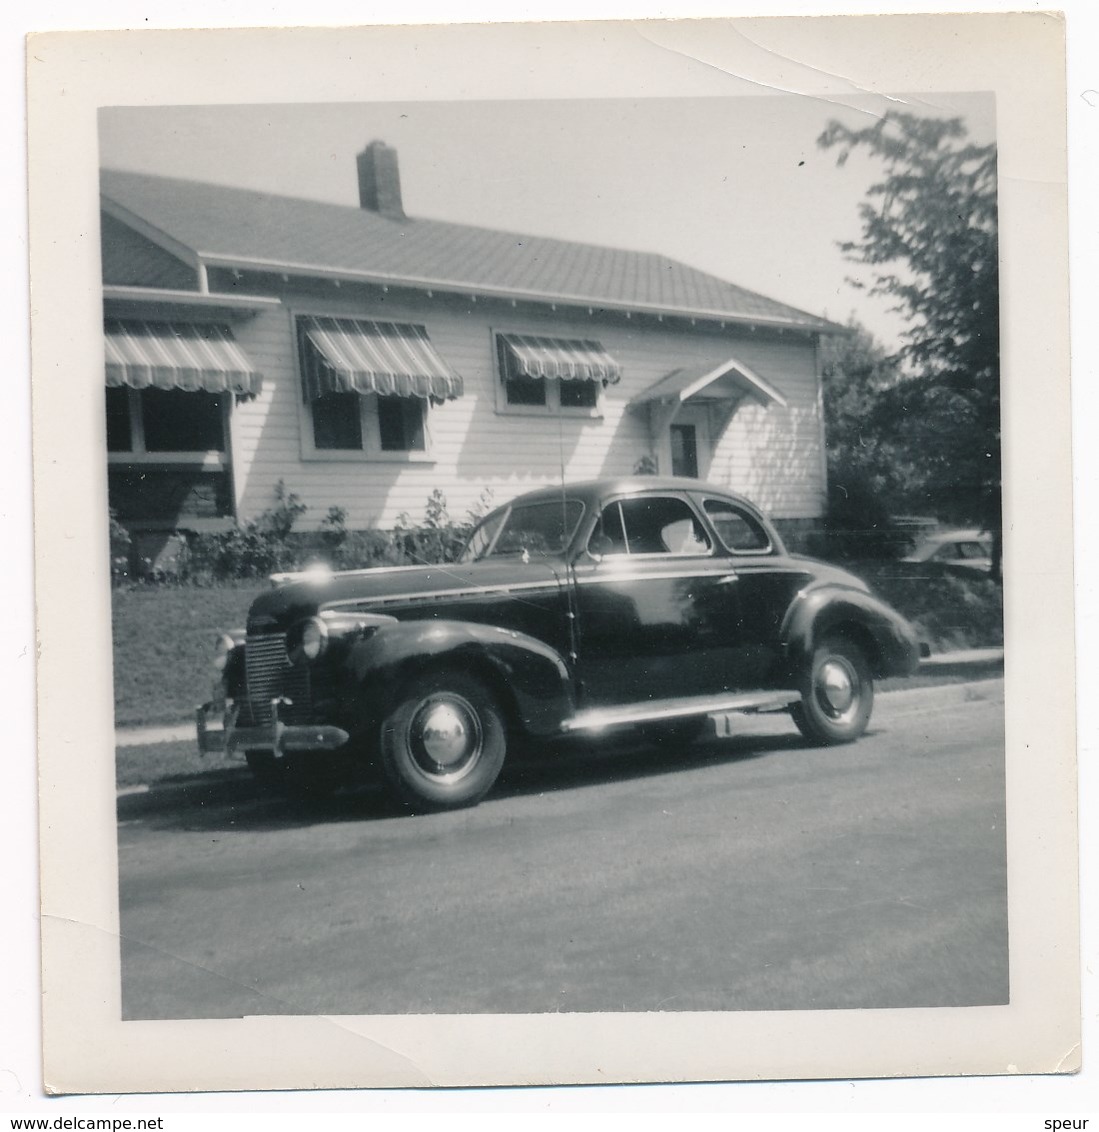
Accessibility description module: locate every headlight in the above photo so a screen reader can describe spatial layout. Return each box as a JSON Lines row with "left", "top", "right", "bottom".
{"left": 212, "top": 633, "right": 236, "bottom": 672}
{"left": 290, "top": 616, "right": 328, "bottom": 663}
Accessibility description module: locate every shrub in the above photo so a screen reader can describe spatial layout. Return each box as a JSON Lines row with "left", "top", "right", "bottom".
{"left": 113, "top": 484, "right": 497, "bottom": 584}
{"left": 854, "top": 560, "right": 1003, "bottom": 650}
{"left": 393, "top": 488, "right": 495, "bottom": 565}
{"left": 109, "top": 509, "right": 133, "bottom": 584}
{"left": 319, "top": 505, "right": 349, "bottom": 550}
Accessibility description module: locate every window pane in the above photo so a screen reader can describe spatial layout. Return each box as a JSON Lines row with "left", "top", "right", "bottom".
{"left": 141, "top": 389, "right": 225, "bottom": 452}
{"left": 484, "top": 500, "right": 584, "bottom": 558}
{"left": 313, "top": 392, "right": 363, "bottom": 450}
{"left": 505, "top": 374, "right": 547, "bottom": 406}
{"left": 378, "top": 396, "right": 426, "bottom": 452}
{"left": 105, "top": 387, "right": 133, "bottom": 452}
{"left": 618, "top": 496, "right": 710, "bottom": 555}
{"left": 591, "top": 501, "right": 628, "bottom": 555}
{"left": 559, "top": 379, "right": 597, "bottom": 408}
{"left": 703, "top": 499, "right": 771, "bottom": 553}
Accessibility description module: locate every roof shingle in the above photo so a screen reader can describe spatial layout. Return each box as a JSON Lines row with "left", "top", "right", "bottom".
{"left": 101, "top": 168, "right": 836, "bottom": 332}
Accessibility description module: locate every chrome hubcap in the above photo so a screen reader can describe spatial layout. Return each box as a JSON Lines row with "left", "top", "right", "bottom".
{"left": 817, "top": 658, "right": 857, "bottom": 718}
{"left": 408, "top": 694, "right": 482, "bottom": 782}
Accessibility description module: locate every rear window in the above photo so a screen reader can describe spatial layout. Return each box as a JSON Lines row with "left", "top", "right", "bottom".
{"left": 703, "top": 498, "right": 772, "bottom": 553}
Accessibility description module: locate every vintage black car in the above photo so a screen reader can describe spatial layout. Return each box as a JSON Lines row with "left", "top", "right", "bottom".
{"left": 197, "top": 477, "right": 922, "bottom": 810}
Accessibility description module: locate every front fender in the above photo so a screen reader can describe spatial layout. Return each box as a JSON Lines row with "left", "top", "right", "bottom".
{"left": 782, "top": 584, "right": 921, "bottom": 679}
{"left": 346, "top": 619, "right": 575, "bottom": 737}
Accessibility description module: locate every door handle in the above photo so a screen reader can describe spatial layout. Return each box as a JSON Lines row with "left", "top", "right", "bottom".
{"left": 715, "top": 573, "right": 739, "bottom": 585}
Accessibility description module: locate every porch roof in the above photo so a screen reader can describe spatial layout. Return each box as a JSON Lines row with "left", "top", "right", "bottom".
{"left": 629, "top": 357, "right": 788, "bottom": 410}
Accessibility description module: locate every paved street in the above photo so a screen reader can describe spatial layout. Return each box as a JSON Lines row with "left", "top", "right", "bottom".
{"left": 117, "top": 681, "right": 1007, "bottom": 1020}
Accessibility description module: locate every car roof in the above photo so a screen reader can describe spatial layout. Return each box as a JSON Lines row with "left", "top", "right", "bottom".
{"left": 921, "top": 528, "right": 990, "bottom": 544}
{"left": 500, "top": 477, "right": 760, "bottom": 511}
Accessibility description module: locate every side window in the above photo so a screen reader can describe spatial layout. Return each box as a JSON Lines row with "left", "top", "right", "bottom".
{"left": 597, "top": 496, "right": 711, "bottom": 556}
{"left": 589, "top": 501, "right": 628, "bottom": 556}
{"left": 703, "top": 498, "right": 771, "bottom": 554}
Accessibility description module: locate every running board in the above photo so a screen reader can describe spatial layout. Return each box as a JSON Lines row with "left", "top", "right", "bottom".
{"left": 562, "top": 690, "right": 801, "bottom": 734}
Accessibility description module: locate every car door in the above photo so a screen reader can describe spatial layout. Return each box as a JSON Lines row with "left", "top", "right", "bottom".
{"left": 696, "top": 494, "right": 812, "bottom": 685}
{"left": 569, "top": 492, "right": 745, "bottom": 707}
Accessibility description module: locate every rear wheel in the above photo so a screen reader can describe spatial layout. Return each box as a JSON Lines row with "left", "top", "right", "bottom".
{"left": 379, "top": 670, "right": 507, "bottom": 811}
{"left": 791, "top": 636, "right": 874, "bottom": 745}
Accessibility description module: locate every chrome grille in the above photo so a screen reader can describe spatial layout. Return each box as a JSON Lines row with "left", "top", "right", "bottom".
{"left": 244, "top": 633, "right": 311, "bottom": 725}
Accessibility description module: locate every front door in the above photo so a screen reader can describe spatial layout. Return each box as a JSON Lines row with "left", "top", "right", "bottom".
{"left": 670, "top": 423, "right": 698, "bottom": 478}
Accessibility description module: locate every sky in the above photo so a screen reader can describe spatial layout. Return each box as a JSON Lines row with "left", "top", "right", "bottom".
{"left": 99, "top": 92, "right": 995, "bottom": 349}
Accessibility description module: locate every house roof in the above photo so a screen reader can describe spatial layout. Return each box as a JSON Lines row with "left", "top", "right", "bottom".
{"left": 101, "top": 168, "right": 840, "bottom": 334}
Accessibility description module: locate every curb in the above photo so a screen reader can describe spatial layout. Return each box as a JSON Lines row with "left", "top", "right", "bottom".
{"left": 115, "top": 650, "right": 1005, "bottom": 749}
{"left": 116, "top": 674, "right": 1005, "bottom": 805}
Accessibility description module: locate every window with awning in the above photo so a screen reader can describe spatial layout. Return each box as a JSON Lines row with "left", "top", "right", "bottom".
{"left": 103, "top": 320, "right": 248, "bottom": 527}
{"left": 297, "top": 316, "right": 464, "bottom": 402}
{"left": 495, "top": 332, "right": 619, "bottom": 412}
{"left": 496, "top": 332, "right": 622, "bottom": 384}
{"left": 104, "top": 319, "right": 263, "bottom": 396}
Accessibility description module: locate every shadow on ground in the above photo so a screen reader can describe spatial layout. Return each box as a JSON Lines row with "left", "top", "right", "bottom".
{"left": 117, "top": 727, "right": 809, "bottom": 833}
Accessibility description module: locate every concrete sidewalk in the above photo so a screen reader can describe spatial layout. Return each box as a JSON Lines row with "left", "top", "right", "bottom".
{"left": 114, "top": 647, "right": 1005, "bottom": 748}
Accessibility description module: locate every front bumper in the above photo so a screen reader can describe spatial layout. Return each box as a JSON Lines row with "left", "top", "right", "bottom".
{"left": 196, "top": 697, "right": 350, "bottom": 759}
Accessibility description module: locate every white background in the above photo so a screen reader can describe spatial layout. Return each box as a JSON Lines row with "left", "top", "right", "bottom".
{"left": 3, "top": 0, "right": 1095, "bottom": 1123}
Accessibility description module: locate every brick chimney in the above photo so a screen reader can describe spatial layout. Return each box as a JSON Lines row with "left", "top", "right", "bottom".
{"left": 356, "top": 140, "right": 405, "bottom": 220}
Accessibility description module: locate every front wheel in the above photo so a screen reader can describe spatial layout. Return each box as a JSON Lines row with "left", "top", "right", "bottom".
{"left": 379, "top": 670, "right": 507, "bottom": 811}
{"left": 791, "top": 636, "right": 874, "bottom": 745}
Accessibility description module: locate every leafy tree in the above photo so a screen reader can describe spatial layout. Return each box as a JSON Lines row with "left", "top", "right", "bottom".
{"left": 818, "top": 111, "right": 1001, "bottom": 577}
{"left": 819, "top": 321, "right": 910, "bottom": 556}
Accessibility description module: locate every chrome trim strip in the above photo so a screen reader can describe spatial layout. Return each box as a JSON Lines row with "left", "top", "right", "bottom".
{"left": 564, "top": 689, "right": 801, "bottom": 732}
{"left": 322, "top": 578, "right": 562, "bottom": 611}
{"left": 319, "top": 565, "right": 812, "bottom": 610}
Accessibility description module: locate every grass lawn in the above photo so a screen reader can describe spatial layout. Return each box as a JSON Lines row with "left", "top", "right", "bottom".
{"left": 111, "top": 583, "right": 265, "bottom": 727}
{"left": 116, "top": 739, "right": 237, "bottom": 788}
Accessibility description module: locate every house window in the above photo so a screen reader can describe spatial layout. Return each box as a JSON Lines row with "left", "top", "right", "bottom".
{"left": 312, "top": 392, "right": 364, "bottom": 451}
{"left": 378, "top": 395, "right": 426, "bottom": 452}
{"left": 559, "top": 379, "right": 599, "bottom": 409}
{"left": 106, "top": 386, "right": 226, "bottom": 454}
{"left": 308, "top": 390, "right": 428, "bottom": 455}
{"left": 297, "top": 315, "right": 456, "bottom": 459}
{"left": 495, "top": 333, "right": 604, "bottom": 414}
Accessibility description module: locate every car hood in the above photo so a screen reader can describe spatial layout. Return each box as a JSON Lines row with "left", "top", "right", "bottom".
{"left": 246, "top": 557, "right": 565, "bottom": 635}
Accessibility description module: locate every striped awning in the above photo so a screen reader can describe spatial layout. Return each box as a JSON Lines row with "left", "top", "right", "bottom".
{"left": 498, "top": 333, "right": 621, "bottom": 384}
{"left": 104, "top": 320, "right": 263, "bottom": 395}
{"left": 299, "top": 316, "right": 464, "bottom": 401}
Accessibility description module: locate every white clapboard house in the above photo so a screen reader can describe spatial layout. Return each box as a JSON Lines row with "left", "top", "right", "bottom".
{"left": 101, "top": 140, "right": 842, "bottom": 561}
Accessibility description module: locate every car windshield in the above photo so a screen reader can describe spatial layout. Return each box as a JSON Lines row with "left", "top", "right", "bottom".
{"left": 461, "top": 499, "right": 584, "bottom": 561}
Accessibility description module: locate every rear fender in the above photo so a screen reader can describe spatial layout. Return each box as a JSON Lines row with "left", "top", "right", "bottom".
{"left": 346, "top": 619, "right": 575, "bottom": 736}
{"left": 782, "top": 585, "right": 921, "bottom": 679}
